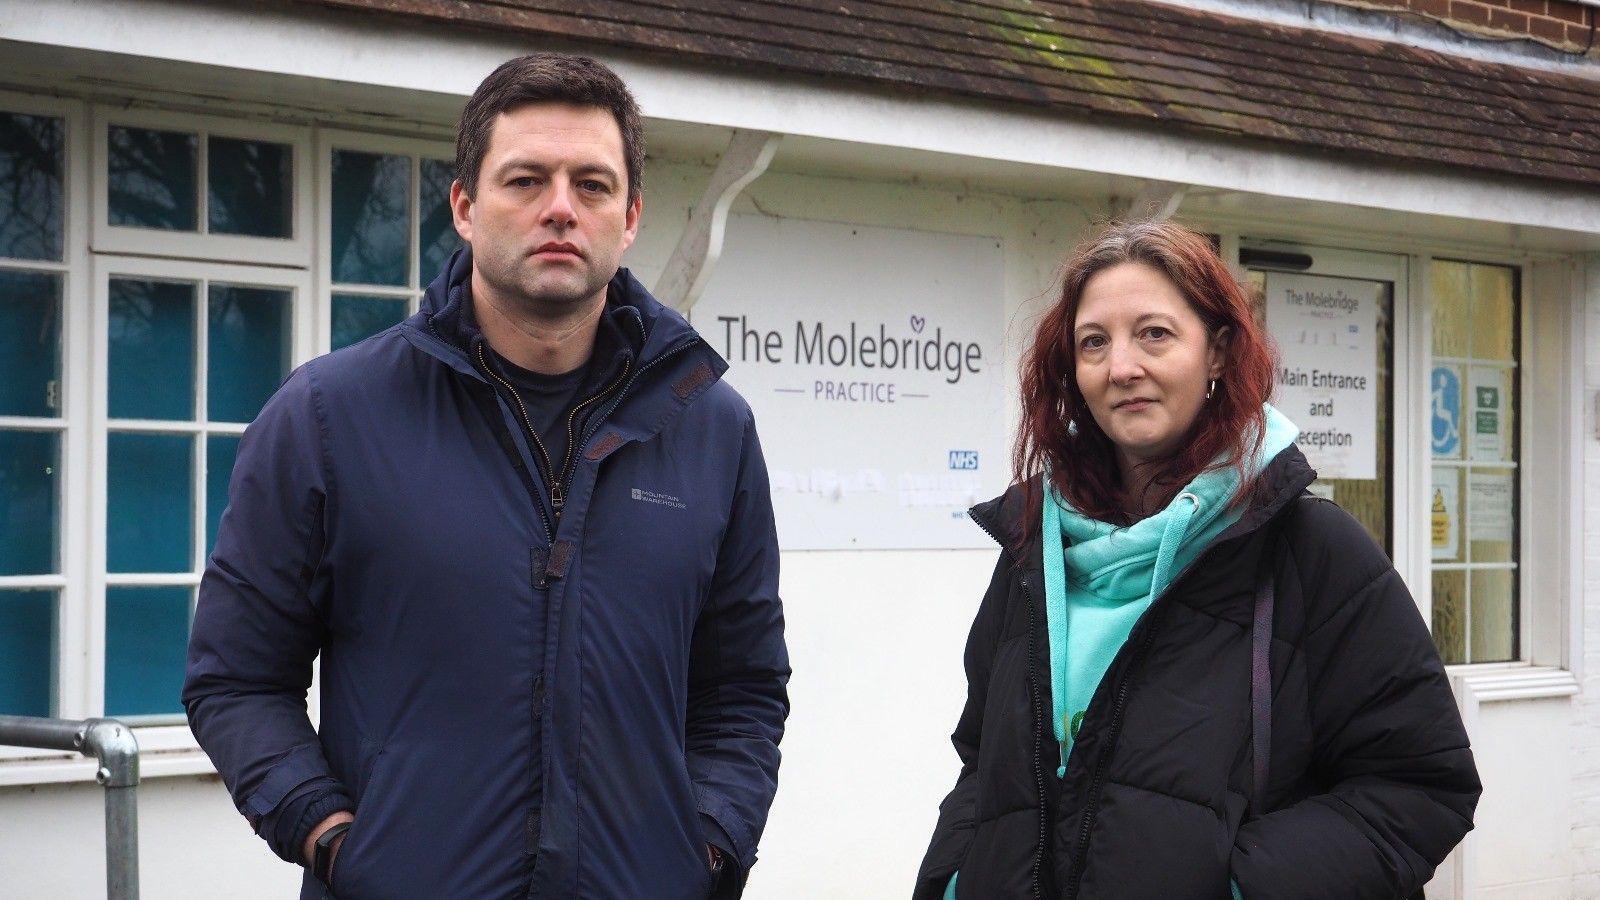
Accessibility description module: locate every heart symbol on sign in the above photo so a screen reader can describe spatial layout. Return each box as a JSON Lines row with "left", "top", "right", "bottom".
{"left": 910, "top": 315, "right": 926, "bottom": 334}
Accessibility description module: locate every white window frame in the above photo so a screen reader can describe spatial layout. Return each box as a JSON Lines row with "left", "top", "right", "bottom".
{"left": 90, "top": 106, "right": 313, "bottom": 267}
{"left": 315, "top": 128, "right": 456, "bottom": 355}
{"left": 89, "top": 252, "right": 316, "bottom": 719}
{"left": 1224, "top": 227, "right": 1581, "bottom": 702}
{"left": 0, "top": 91, "right": 92, "bottom": 753}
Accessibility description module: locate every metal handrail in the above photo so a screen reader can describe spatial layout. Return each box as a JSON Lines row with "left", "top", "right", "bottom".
{"left": 0, "top": 715, "right": 140, "bottom": 899}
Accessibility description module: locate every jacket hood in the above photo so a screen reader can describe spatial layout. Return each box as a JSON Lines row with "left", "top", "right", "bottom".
{"left": 409, "top": 246, "right": 721, "bottom": 377}
{"left": 971, "top": 437, "right": 1319, "bottom": 566}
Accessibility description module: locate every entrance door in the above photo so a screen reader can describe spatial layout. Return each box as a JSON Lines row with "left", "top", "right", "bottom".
{"left": 1238, "top": 243, "right": 1412, "bottom": 576}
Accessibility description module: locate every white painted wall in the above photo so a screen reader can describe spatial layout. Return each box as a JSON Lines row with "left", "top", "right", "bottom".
{"left": 1571, "top": 254, "right": 1600, "bottom": 898}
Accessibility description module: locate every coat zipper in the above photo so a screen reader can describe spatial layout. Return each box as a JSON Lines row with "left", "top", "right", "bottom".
{"left": 1063, "top": 554, "right": 1214, "bottom": 899}
{"left": 572, "top": 338, "right": 703, "bottom": 457}
{"left": 968, "top": 511, "right": 1047, "bottom": 900}
{"left": 475, "top": 342, "right": 556, "bottom": 543}
{"left": 473, "top": 343, "right": 630, "bottom": 526}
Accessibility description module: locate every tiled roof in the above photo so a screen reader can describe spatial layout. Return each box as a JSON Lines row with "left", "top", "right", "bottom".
{"left": 297, "top": 0, "right": 1600, "bottom": 187}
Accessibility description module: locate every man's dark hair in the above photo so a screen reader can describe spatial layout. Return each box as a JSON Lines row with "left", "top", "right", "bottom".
{"left": 456, "top": 53, "right": 645, "bottom": 204}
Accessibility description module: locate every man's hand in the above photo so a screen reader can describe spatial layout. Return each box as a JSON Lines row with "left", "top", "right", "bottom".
{"left": 304, "top": 810, "right": 356, "bottom": 873}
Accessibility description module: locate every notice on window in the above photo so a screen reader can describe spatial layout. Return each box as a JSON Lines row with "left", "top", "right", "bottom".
{"left": 1431, "top": 471, "right": 1459, "bottom": 561}
{"left": 1468, "top": 366, "right": 1508, "bottom": 461}
{"left": 691, "top": 215, "right": 1006, "bottom": 550}
{"left": 1431, "top": 365, "right": 1462, "bottom": 460}
{"left": 1266, "top": 273, "right": 1381, "bottom": 480}
{"left": 1468, "top": 471, "right": 1513, "bottom": 543}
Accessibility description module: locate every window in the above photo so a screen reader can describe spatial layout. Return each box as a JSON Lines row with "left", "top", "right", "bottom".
{"left": 0, "top": 106, "right": 67, "bottom": 717}
{"left": 320, "top": 132, "right": 460, "bottom": 351}
{"left": 93, "top": 109, "right": 311, "bottom": 266}
{"left": 1428, "top": 260, "right": 1520, "bottom": 665}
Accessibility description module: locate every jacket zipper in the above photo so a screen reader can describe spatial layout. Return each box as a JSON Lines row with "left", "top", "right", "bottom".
{"left": 968, "top": 512, "right": 1047, "bottom": 900}
{"left": 1064, "top": 556, "right": 1212, "bottom": 899}
{"left": 571, "top": 338, "right": 703, "bottom": 457}
{"left": 475, "top": 342, "right": 556, "bottom": 543}
{"left": 549, "top": 358, "right": 631, "bottom": 517}
{"left": 473, "top": 343, "right": 630, "bottom": 526}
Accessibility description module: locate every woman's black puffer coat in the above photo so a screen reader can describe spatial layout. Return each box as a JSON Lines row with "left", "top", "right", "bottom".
{"left": 915, "top": 446, "right": 1480, "bottom": 900}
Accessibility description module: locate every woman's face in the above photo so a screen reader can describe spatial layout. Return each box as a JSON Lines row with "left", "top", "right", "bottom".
{"left": 1072, "top": 261, "right": 1226, "bottom": 468}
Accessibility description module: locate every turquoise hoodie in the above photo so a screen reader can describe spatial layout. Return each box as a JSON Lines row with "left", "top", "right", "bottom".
{"left": 944, "top": 405, "right": 1298, "bottom": 900}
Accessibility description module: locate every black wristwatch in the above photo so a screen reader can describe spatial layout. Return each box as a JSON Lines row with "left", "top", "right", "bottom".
{"left": 313, "top": 820, "right": 352, "bottom": 886}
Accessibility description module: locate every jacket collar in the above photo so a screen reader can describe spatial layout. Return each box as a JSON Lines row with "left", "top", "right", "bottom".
{"left": 402, "top": 246, "right": 724, "bottom": 383}
{"left": 970, "top": 443, "right": 1318, "bottom": 568}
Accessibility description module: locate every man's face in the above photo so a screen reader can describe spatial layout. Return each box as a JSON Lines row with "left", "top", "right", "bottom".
{"left": 452, "top": 102, "right": 640, "bottom": 314}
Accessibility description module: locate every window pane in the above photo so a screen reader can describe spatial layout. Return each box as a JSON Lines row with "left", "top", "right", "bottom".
{"left": 108, "top": 126, "right": 198, "bottom": 231}
{"left": 208, "top": 137, "right": 293, "bottom": 238}
{"left": 1431, "top": 570, "right": 1466, "bottom": 665}
{"left": 109, "top": 278, "right": 196, "bottom": 421}
{"left": 0, "top": 112, "right": 64, "bottom": 261}
{"left": 0, "top": 430, "right": 59, "bottom": 576}
{"left": 1469, "top": 265, "right": 1516, "bottom": 361}
{"left": 1467, "top": 468, "right": 1515, "bottom": 564}
{"left": 331, "top": 293, "right": 408, "bottom": 350}
{"left": 206, "top": 434, "right": 240, "bottom": 556}
{"left": 1429, "top": 468, "right": 1462, "bottom": 565}
{"left": 107, "top": 432, "right": 192, "bottom": 573}
{"left": 1469, "top": 569, "right": 1516, "bottom": 663}
{"left": 418, "top": 158, "right": 461, "bottom": 285}
{"left": 105, "top": 586, "right": 189, "bottom": 717}
{"left": 1430, "top": 262, "right": 1470, "bottom": 358}
{"left": 0, "top": 270, "right": 62, "bottom": 417}
{"left": 0, "top": 590, "right": 55, "bottom": 716}
{"left": 208, "top": 284, "right": 290, "bottom": 423}
{"left": 1468, "top": 365, "right": 1514, "bottom": 464}
{"left": 331, "top": 150, "right": 409, "bottom": 286}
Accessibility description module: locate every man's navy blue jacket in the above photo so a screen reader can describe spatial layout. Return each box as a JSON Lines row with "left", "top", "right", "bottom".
{"left": 183, "top": 249, "right": 790, "bottom": 899}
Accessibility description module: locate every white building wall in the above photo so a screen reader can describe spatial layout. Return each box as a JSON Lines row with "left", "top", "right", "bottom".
{"left": 1573, "top": 254, "right": 1600, "bottom": 898}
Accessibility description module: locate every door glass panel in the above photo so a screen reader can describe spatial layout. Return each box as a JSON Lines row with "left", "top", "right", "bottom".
{"left": 1254, "top": 267, "right": 1393, "bottom": 552}
{"left": 104, "top": 586, "right": 190, "bottom": 717}
{"left": 0, "top": 111, "right": 64, "bottom": 261}
{"left": 208, "top": 136, "right": 293, "bottom": 238}
{"left": 0, "top": 270, "right": 62, "bottom": 418}
{"left": 0, "top": 429, "right": 59, "bottom": 576}
{"left": 1469, "top": 569, "right": 1515, "bottom": 663}
{"left": 1431, "top": 569, "right": 1466, "bottom": 664}
{"left": 207, "top": 284, "right": 290, "bottom": 423}
{"left": 109, "top": 278, "right": 196, "bottom": 421}
{"left": 418, "top": 158, "right": 461, "bottom": 285}
{"left": 331, "top": 293, "right": 408, "bottom": 350}
{"left": 107, "top": 432, "right": 193, "bottom": 573}
{"left": 1429, "top": 259, "right": 1519, "bottom": 664}
{"left": 108, "top": 126, "right": 198, "bottom": 231}
{"left": 206, "top": 434, "right": 240, "bottom": 557}
{"left": 0, "top": 589, "right": 55, "bottom": 716}
{"left": 331, "top": 150, "right": 409, "bottom": 286}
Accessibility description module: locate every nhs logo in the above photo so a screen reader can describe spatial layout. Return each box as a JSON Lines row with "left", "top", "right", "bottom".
{"left": 948, "top": 450, "right": 980, "bottom": 471}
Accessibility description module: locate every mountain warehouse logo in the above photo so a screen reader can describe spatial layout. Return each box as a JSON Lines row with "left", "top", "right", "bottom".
{"left": 716, "top": 314, "right": 983, "bottom": 385}
{"left": 630, "top": 488, "right": 686, "bottom": 510}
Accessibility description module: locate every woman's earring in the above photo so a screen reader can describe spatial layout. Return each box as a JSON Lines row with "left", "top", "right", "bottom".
{"left": 1206, "top": 379, "right": 1217, "bottom": 400}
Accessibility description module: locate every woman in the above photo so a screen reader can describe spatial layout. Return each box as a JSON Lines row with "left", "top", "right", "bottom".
{"left": 916, "top": 221, "right": 1478, "bottom": 900}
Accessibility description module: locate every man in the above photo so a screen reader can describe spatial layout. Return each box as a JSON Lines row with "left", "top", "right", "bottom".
{"left": 184, "top": 54, "right": 789, "bottom": 899}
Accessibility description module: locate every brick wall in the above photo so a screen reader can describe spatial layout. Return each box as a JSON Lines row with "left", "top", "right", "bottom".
{"left": 1330, "top": 0, "right": 1598, "bottom": 53}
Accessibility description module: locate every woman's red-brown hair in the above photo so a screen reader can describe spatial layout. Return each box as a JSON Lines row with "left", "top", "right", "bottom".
{"left": 1014, "top": 220, "right": 1277, "bottom": 533}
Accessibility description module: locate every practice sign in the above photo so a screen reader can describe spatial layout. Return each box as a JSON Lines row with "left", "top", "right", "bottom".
{"left": 691, "top": 215, "right": 1006, "bottom": 550}
{"left": 1265, "top": 272, "right": 1381, "bottom": 480}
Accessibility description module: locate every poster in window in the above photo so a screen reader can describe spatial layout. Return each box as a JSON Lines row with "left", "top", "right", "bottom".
{"left": 1265, "top": 273, "right": 1381, "bottom": 479}
{"left": 1467, "top": 471, "right": 1513, "bottom": 543}
{"left": 1468, "top": 366, "right": 1508, "bottom": 461}
{"left": 1430, "top": 365, "right": 1462, "bottom": 460}
{"left": 1431, "top": 470, "right": 1459, "bottom": 562}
